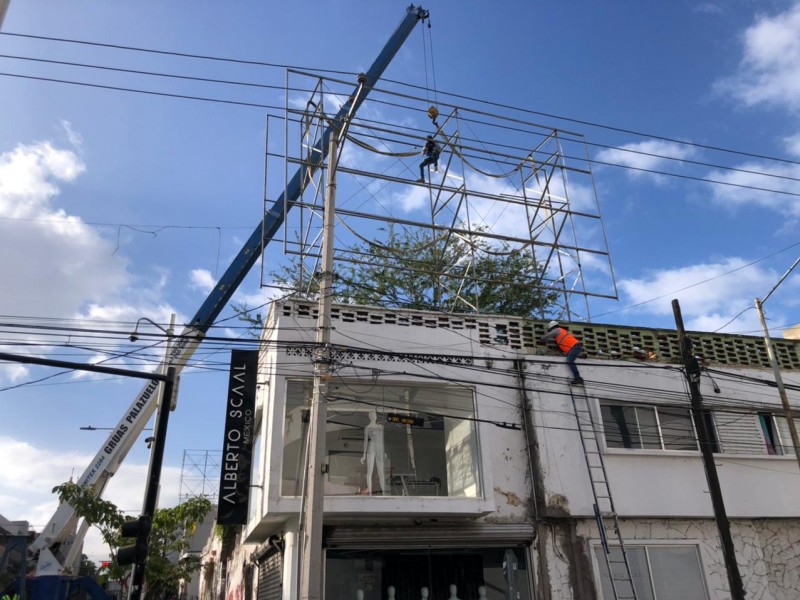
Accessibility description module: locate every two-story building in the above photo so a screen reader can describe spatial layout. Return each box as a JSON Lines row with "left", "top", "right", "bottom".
{"left": 234, "top": 299, "right": 800, "bottom": 600}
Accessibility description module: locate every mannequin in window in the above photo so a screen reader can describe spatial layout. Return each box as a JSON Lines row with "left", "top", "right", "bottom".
{"left": 361, "top": 409, "right": 386, "bottom": 494}
{"left": 477, "top": 586, "right": 487, "bottom": 600}
{"left": 448, "top": 584, "right": 461, "bottom": 600}
{"left": 387, "top": 586, "right": 396, "bottom": 600}
{"left": 356, "top": 591, "right": 364, "bottom": 600}
{"left": 421, "top": 587, "right": 429, "bottom": 600}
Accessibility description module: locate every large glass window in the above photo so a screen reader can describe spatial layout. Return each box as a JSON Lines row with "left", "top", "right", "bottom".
{"left": 325, "top": 547, "right": 530, "bottom": 600}
{"left": 281, "top": 381, "right": 481, "bottom": 498}
{"left": 600, "top": 403, "right": 702, "bottom": 451}
{"left": 594, "top": 545, "right": 707, "bottom": 600}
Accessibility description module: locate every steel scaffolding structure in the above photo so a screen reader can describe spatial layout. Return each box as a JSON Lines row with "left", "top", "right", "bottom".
{"left": 261, "top": 70, "right": 617, "bottom": 322}
{"left": 178, "top": 449, "right": 221, "bottom": 504}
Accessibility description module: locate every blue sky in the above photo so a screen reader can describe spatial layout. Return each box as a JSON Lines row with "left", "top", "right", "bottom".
{"left": 1, "top": 0, "right": 800, "bottom": 562}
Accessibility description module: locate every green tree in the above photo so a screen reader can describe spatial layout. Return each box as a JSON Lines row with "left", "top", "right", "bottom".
{"left": 235, "top": 227, "right": 558, "bottom": 330}
{"left": 78, "top": 556, "right": 98, "bottom": 578}
{"left": 53, "top": 483, "right": 213, "bottom": 600}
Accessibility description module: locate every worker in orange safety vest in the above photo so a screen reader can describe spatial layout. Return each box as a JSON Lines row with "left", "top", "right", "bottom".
{"left": 540, "top": 320, "right": 584, "bottom": 385}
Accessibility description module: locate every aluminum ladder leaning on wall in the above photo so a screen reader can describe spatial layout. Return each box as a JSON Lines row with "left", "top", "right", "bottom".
{"left": 569, "top": 386, "right": 638, "bottom": 600}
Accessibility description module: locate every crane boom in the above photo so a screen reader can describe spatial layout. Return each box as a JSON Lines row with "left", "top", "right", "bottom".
{"left": 31, "top": 4, "right": 429, "bottom": 576}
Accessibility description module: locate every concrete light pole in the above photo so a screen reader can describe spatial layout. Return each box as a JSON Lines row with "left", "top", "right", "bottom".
{"left": 298, "top": 76, "right": 366, "bottom": 600}
{"left": 754, "top": 256, "right": 800, "bottom": 471}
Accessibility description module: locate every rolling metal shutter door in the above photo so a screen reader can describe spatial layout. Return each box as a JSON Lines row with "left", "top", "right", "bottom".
{"left": 256, "top": 551, "right": 282, "bottom": 600}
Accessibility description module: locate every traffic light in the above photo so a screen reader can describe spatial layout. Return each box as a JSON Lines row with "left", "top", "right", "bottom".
{"left": 116, "top": 516, "right": 152, "bottom": 566}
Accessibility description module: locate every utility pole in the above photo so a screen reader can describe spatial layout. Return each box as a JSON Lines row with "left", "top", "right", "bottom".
{"left": 672, "top": 299, "right": 745, "bottom": 600}
{"left": 127, "top": 365, "right": 176, "bottom": 600}
{"left": 128, "top": 314, "right": 176, "bottom": 600}
{"left": 754, "top": 256, "right": 800, "bottom": 471}
{"left": 0, "top": 0, "right": 11, "bottom": 29}
{"left": 299, "top": 74, "right": 365, "bottom": 600}
{"left": 298, "top": 134, "right": 337, "bottom": 600}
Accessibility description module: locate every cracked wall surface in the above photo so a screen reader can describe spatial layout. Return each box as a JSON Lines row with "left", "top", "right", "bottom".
{"left": 540, "top": 518, "right": 800, "bottom": 599}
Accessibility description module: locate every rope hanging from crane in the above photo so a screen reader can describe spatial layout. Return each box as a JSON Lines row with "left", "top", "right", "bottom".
{"left": 421, "top": 13, "right": 440, "bottom": 129}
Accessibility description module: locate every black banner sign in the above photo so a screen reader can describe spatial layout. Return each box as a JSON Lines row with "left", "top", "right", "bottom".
{"left": 217, "top": 349, "right": 258, "bottom": 525}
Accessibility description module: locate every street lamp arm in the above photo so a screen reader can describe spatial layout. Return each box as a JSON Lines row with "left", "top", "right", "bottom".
{"left": 129, "top": 317, "right": 174, "bottom": 342}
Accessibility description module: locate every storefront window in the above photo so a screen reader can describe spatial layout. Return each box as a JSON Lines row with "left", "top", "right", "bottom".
{"left": 325, "top": 547, "right": 530, "bottom": 600}
{"left": 281, "top": 381, "right": 481, "bottom": 498}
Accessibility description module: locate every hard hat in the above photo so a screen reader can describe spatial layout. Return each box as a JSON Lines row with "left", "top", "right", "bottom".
{"left": 548, "top": 320, "right": 560, "bottom": 330}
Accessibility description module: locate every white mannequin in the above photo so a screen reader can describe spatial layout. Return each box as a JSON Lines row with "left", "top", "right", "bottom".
{"left": 356, "top": 591, "right": 365, "bottom": 600}
{"left": 387, "top": 586, "right": 396, "bottom": 600}
{"left": 448, "top": 584, "right": 461, "bottom": 600}
{"left": 478, "top": 586, "right": 487, "bottom": 600}
{"left": 361, "top": 409, "right": 386, "bottom": 494}
{"left": 421, "top": 587, "right": 429, "bottom": 600}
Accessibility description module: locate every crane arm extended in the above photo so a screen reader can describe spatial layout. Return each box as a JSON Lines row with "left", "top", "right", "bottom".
{"left": 31, "top": 4, "right": 428, "bottom": 575}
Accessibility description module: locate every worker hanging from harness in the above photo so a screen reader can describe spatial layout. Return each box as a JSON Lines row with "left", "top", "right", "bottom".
{"left": 418, "top": 135, "right": 441, "bottom": 183}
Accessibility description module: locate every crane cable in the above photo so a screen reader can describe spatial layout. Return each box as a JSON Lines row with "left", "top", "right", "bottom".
{"left": 421, "top": 15, "right": 440, "bottom": 128}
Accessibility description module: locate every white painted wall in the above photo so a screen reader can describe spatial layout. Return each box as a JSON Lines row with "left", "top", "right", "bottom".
{"left": 527, "top": 358, "right": 800, "bottom": 519}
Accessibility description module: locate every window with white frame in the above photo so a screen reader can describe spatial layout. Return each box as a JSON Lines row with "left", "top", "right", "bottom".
{"left": 600, "top": 403, "right": 703, "bottom": 451}
{"left": 772, "top": 414, "right": 800, "bottom": 456}
{"left": 281, "top": 380, "right": 481, "bottom": 498}
{"left": 594, "top": 545, "right": 708, "bottom": 600}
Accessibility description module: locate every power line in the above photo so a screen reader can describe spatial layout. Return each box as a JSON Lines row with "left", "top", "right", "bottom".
{"left": 4, "top": 31, "right": 798, "bottom": 168}
{"left": 380, "top": 77, "right": 800, "bottom": 168}
{"left": 2, "top": 43, "right": 795, "bottom": 192}
{"left": 2, "top": 45, "right": 798, "bottom": 192}
{"left": 0, "top": 71, "right": 280, "bottom": 110}
{"left": 2, "top": 69, "right": 797, "bottom": 200}
{"left": 0, "top": 53, "right": 293, "bottom": 91}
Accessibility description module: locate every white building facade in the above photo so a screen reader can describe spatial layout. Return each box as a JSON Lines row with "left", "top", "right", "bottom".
{"left": 239, "top": 299, "right": 800, "bottom": 600}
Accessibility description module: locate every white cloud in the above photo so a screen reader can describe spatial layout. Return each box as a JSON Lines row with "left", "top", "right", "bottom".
{"left": 618, "top": 258, "right": 785, "bottom": 332}
{"left": 694, "top": 2, "right": 722, "bottom": 14}
{"left": 0, "top": 435, "right": 182, "bottom": 562}
{"left": 715, "top": 2, "right": 800, "bottom": 112}
{"left": 394, "top": 184, "right": 430, "bottom": 212}
{"left": 0, "top": 140, "right": 127, "bottom": 319}
{"left": 0, "top": 362, "right": 28, "bottom": 383}
{"left": 704, "top": 160, "right": 800, "bottom": 218}
{"left": 233, "top": 285, "right": 285, "bottom": 312}
{"left": 594, "top": 139, "right": 697, "bottom": 181}
{"left": 784, "top": 133, "right": 800, "bottom": 158}
{"left": 190, "top": 268, "right": 217, "bottom": 294}
{"left": 60, "top": 119, "right": 84, "bottom": 148}
{"left": 0, "top": 135, "right": 185, "bottom": 384}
